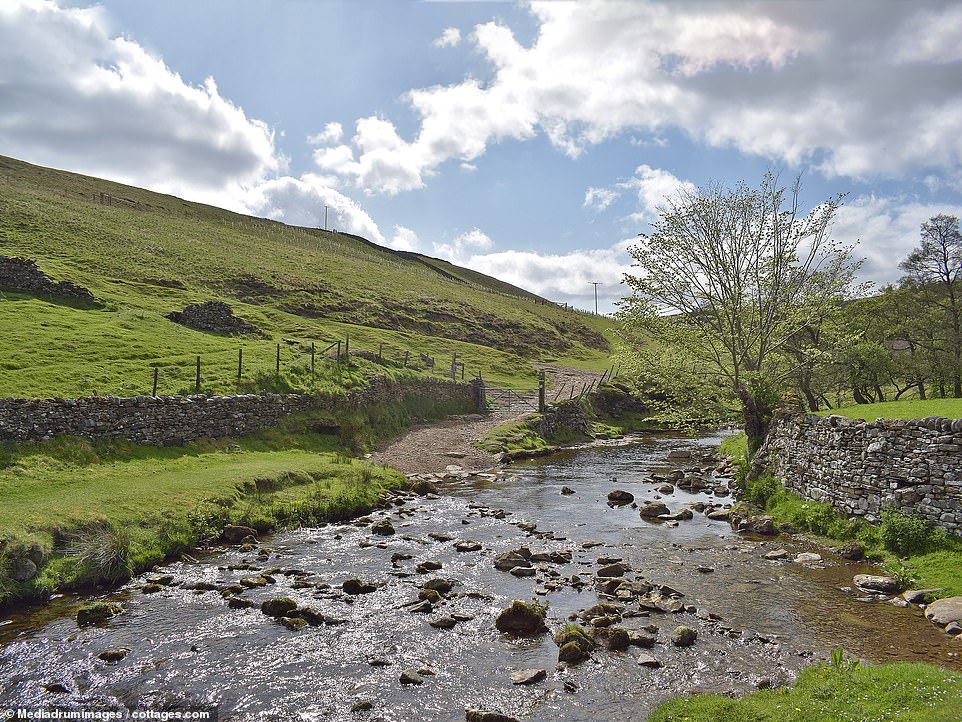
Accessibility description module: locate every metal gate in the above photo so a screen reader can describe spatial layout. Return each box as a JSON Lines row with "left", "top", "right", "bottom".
{"left": 483, "top": 386, "right": 541, "bottom": 413}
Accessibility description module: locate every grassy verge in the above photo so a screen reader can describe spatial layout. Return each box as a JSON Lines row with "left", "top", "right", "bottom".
{"left": 818, "top": 398, "right": 962, "bottom": 421}
{"left": 0, "top": 394, "right": 469, "bottom": 607}
{"left": 649, "top": 661, "right": 962, "bottom": 722}
{"left": 722, "top": 433, "right": 962, "bottom": 596}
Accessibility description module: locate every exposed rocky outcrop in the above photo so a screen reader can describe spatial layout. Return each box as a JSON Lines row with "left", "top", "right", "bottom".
{"left": 166, "top": 300, "right": 259, "bottom": 335}
{"left": 0, "top": 255, "right": 95, "bottom": 302}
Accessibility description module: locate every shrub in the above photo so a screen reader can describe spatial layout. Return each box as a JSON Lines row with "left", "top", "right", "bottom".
{"left": 880, "top": 507, "right": 946, "bottom": 557}
{"left": 744, "top": 473, "right": 781, "bottom": 508}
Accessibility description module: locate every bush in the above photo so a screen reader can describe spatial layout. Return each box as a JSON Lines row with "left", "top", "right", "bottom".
{"left": 880, "top": 507, "right": 947, "bottom": 557}
{"left": 744, "top": 473, "right": 781, "bottom": 508}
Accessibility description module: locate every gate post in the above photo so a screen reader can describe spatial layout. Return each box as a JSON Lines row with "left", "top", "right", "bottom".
{"left": 472, "top": 377, "right": 486, "bottom": 412}
{"left": 538, "top": 371, "right": 546, "bottom": 412}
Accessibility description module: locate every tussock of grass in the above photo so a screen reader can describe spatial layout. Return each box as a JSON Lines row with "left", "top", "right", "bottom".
{"left": 649, "top": 662, "right": 962, "bottom": 722}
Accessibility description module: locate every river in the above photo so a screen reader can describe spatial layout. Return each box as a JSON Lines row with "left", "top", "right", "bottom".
{"left": 1, "top": 432, "right": 958, "bottom": 721}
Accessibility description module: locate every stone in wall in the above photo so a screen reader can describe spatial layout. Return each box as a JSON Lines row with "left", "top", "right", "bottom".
{"left": 755, "top": 410, "right": 962, "bottom": 536}
{"left": 537, "top": 400, "right": 591, "bottom": 439}
{"left": 166, "top": 300, "right": 259, "bottom": 335}
{"left": 0, "top": 255, "right": 95, "bottom": 302}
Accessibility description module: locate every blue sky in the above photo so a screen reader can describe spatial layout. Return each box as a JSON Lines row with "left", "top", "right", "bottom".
{"left": 3, "top": 1, "right": 962, "bottom": 312}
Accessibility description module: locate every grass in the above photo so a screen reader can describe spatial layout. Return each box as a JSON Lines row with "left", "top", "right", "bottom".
{"left": 649, "top": 661, "right": 962, "bottom": 722}
{"left": 0, "top": 154, "right": 616, "bottom": 397}
{"left": 0, "top": 394, "right": 469, "bottom": 606}
{"left": 819, "top": 398, "right": 962, "bottom": 421}
{"left": 722, "top": 433, "right": 962, "bottom": 596}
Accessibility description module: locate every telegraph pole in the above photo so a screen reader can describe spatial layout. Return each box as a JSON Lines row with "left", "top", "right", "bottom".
{"left": 591, "top": 282, "right": 601, "bottom": 315}
{"left": 324, "top": 205, "right": 329, "bottom": 230}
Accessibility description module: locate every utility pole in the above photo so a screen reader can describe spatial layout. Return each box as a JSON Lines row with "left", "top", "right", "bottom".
{"left": 591, "top": 282, "right": 601, "bottom": 315}
{"left": 324, "top": 205, "right": 329, "bottom": 230}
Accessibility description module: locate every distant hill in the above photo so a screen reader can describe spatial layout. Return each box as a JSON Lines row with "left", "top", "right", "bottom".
{"left": 0, "top": 155, "right": 614, "bottom": 398}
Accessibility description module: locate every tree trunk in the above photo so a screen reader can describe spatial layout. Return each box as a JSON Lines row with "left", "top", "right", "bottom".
{"left": 737, "top": 387, "right": 769, "bottom": 458}
{"left": 853, "top": 386, "right": 870, "bottom": 405}
{"left": 918, "top": 381, "right": 927, "bottom": 400}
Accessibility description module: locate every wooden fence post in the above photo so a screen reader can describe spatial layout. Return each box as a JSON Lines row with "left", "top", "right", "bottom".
{"left": 378, "top": 342, "right": 383, "bottom": 360}
{"left": 237, "top": 348, "right": 243, "bottom": 380}
{"left": 450, "top": 353, "right": 458, "bottom": 381}
{"left": 152, "top": 367, "right": 158, "bottom": 396}
{"left": 403, "top": 350, "right": 409, "bottom": 368}
{"left": 195, "top": 356, "right": 201, "bottom": 393}
{"left": 345, "top": 335, "right": 350, "bottom": 359}
{"left": 275, "top": 343, "right": 280, "bottom": 378}
{"left": 336, "top": 340, "right": 341, "bottom": 360}
{"left": 311, "top": 342, "right": 315, "bottom": 375}
{"left": 538, "top": 371, "right": 546, "bottom": 412}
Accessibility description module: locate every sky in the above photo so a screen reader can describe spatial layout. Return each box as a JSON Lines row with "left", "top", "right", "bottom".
{"left": 2, "top": 1, "right": 962, "bottom": 313}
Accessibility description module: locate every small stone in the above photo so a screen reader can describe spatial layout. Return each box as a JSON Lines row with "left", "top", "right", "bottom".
{"left": 794, "top": 552, "right": 823, "bottom": 564}
{"left": 280, "top": 617, "right": 308, "bottom": 631}
{"left": 597, "top": 562, "right": 628, "bottom": 578}
{"left": 636, "top": 652, "right": 662, "bottom": 668}
{"left": 342, "top": 579, "right": 377, "bottom": 595}
{"left": 560, "top": 486, "right": 576, "bottom": 495}
{"left": 409, "top": 600, "right": 434, "bottom": 614}
{"left": 140, "top": 583, "right": 163, "bottom": 594}
{"left": 429, "top": 617, "right": 457, "bottom": 630}
{"left": 454, "top": 540, "right": 482, "bottom": 553}
{"left": 97, "top": 649, "right": 128, "bottom": 663}
{"left": 510, "top": 567, "right": 536, "bottom": 578}
{"left": 764, "top": 549, "right": 790, "bottom": 560}
{"left": 228, "top": 597, "right": 256, "bottom": 610}
{"left": 399, "top": 669, "right": 424, "bottom": 685}
{"left": 351, "top": 701, "right": 374, "bottom": 713}
{"left": 416, "top": 561, "right": 443, "bottom": 573}
{"left": 511, "top": 668, "right": 547, "bottom": 685}
{"left": 671, "top": 625, "right": 698, "bottom": 647}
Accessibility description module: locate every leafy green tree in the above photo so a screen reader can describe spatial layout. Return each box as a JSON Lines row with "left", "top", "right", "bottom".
{"left": 621, "top": 173, "right": 862, "bottom": 455}
{"left": 899, "top": 214, "right": 962, "bottom": 397}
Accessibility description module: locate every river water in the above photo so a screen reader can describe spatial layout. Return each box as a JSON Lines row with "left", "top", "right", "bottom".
{"left": 1, "top": 433, "right": 959, "bottom": 721}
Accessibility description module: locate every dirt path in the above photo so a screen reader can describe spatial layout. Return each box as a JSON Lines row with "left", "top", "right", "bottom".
{"left": 371, "top": 364, "right": 609, "bottom": 474}
{"left": 369, "top": 412, "right": 525, "bottom": 474}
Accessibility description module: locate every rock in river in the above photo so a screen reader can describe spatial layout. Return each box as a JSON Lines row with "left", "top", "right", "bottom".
{"left": 371, "top": 519, "right": 395, "bottom": 536}
{"left": 511, "top": 669, "right": 547, "bottom": 686}
{"left": 639, "top": 501, "right": 670, "bottom": 518}
{"left": 465, "top": 710, "right": 520, "bottom": 722}
{"left": 607, "top": 490, "right": 634, "bottom": 505}
{"left": 261, "top": 597, "right": 298, "bottom": 617}
{"left": 924, "top": 597, "right": 962, "bottom": 630}
{"left": 342, "top": 579, "right": 377, "bottom": 595}
{"left": 853, "top": 574, "right": 900, "bottom": 594}
{"left": 560, "top": 486, "right": 576, "bottom": 495}
{"left": 221, "top": 525, "right": 258, "bottom": 544}
{"left": 671, "top": 625, "right": 698, "bottom": 647}
{"left": 495, "top": 601, "right": 547, "bottom": 637}
{"left": 77, "top": 602, "right": 122, "bottom": 627}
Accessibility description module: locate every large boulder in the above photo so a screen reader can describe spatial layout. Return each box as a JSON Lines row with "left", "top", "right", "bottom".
{"left": 639, "top": 501, "right": 670, "bottom": 518}
{"left": 854, "top": 574, "right": 900, "bottom": 594}
{"left": 221, "top": 525, "right": 258, "bottom": 544}
{"left": 924, "top": 597, "right": 962, "bottom": 629}
{"left": 77, "top": 602, "right": 123, "bottom": 627}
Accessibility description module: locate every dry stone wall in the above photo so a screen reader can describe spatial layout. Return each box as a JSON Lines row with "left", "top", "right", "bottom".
{"left": 165, "top": 300, "right": 259, "bottom": 335}
{"left": 756, "top": 411, "right": 962, "bottom": 533}
{"left": 0, "top": 378, "right": 475, "bottom": 446}
{"left": 0, "top": 255, "right": 94, "bottom": 302}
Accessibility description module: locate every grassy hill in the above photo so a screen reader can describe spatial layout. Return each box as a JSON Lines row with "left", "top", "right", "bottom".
{"left": 0, "top": 155, "right": 615, "bottom": 398}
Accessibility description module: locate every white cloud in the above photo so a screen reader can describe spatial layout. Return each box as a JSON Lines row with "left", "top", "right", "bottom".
{"left": 434, "top": 27, "right": 461, "bottom": 49}
{"left": 307, "top": 122, "right": 343, "bottom": 145}
{"left": 830, "top": 195, "right": 962, "bottom": 287}
{"left": 432, "top": 227, "right": 494, "bottom": 264}
{"left": 312, "top": 1, "right": 962, "bottom": 195}
{"left": 244, "top": 174, "right": 385, "bottom": 243}
{"left": 583, "top": 186, "right": 620, "bottom": 212}
{"left": 0, "top": 0, "right": 281, "bottom": 209}
{"left": 618, "top": 164, "right": 697, "bottom": 221}
{"left": 388, "top": 225, "right": 421, "bottom": 252}
{"left": 463, "top": 241, "right": 632, "bottom": 311}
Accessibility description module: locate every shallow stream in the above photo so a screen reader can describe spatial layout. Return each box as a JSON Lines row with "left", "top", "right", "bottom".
{"left": 1, "top": 433, "right": 958, "bottom": 721}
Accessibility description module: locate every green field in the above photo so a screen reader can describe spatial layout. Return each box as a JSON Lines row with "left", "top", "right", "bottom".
{"left": 818, "top": 398, "right": 962, "bottom": 421}
{"left": 0, "top": 155, "right": 616, "bottom": 397}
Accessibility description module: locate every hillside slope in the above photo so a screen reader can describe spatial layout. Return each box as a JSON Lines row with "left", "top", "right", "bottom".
{"left": 0, "top": 155, "right": 614, "bottom": 398}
